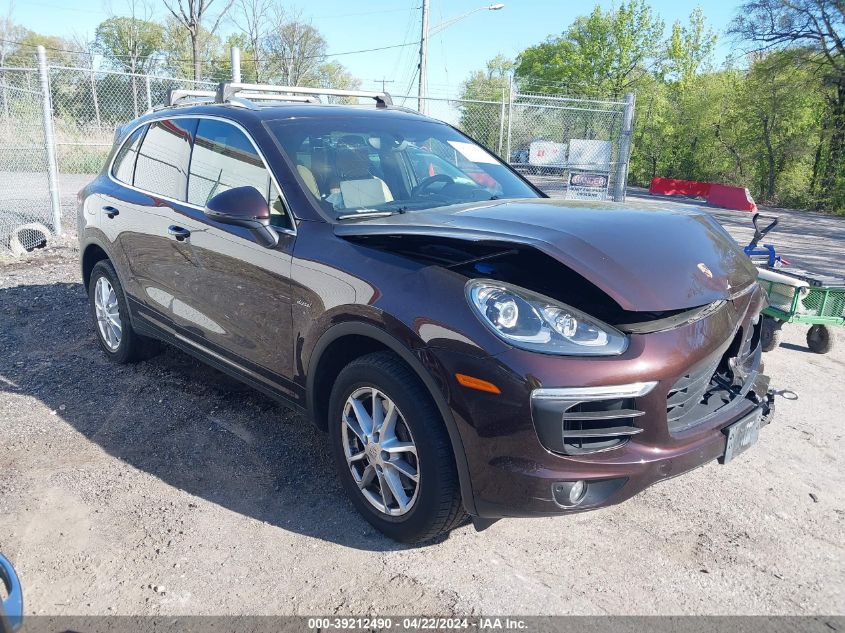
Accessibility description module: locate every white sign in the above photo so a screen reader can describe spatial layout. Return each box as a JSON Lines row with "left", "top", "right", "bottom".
{"left": 568, "top": 139, "right": 612, "bottom": 171}
{"left": 565, "top": 172, "right": 610, "bottom": 201}
{"left": 528, "top": 140, "right": 567, "bottom": 166}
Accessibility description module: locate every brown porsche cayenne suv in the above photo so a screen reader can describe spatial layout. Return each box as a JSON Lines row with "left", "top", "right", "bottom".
{"left": 78, "top": 84, "right": 775, "bottom": 543}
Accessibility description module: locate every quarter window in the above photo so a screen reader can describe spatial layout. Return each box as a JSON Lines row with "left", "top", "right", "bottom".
{"left": 111, "top": 125, "right": 146, "bottom": 185}
{"left": 134, "top": 118, "right": 196, "bottom": 201}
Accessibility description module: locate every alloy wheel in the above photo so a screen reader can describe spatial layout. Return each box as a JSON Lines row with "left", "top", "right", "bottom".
{"left": 341, "top": 387, "right": 420, "bottom": 516}
{"left": 94, "top": 276, "right": 122, "bottom": 351}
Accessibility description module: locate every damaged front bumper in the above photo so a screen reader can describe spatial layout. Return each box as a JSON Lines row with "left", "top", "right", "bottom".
{"left": 471, "top": 374, "right": 775, "bottom": 519}
{"left": 432, "top": 285, "right": 777, "bottom": 521}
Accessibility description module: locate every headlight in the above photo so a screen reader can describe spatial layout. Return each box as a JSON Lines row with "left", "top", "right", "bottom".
{"left": 466, "top": 279, "right": 628, "bottom": 356}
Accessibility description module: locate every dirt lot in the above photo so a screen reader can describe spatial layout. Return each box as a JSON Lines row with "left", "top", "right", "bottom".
{"left": 0, "top": 194, "right": 843, "bottom": 616}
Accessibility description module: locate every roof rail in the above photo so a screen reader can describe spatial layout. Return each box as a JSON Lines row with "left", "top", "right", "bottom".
{"left": 164, "top": 87, "right": 323, "bottom": 111}
{"left": 166, "top": 89, "right": 216, "bottom": 107}
{"left": 235, "top": 93, "right": 320, "bottom": 105}
{"left": 216, "top": 82, "right": 394, "bottom": 108}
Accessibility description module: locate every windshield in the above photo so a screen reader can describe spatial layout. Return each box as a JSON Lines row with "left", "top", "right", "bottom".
{"left": 264, "top": 114, "right": 540, "bottom": 220}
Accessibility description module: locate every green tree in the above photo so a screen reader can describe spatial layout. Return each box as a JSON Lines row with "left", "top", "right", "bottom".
{"left": 2, "top": 31, "right": 82, "bottom": 66}
{"left": 629, "top": 75, "right": 671, "bottom": 182}
{"left": 0, "top": 5, "right": 26, "bottom": 68}
{"left": 730, "top": 0, "right": 845, "bottom": 210}
{"left": 514, "top": 0, "right": 664, "bottom": 97}
{"left": 161, "top": 14, "right": 223, "bottom": 81}
{"left": 93, "top": 16, "right": 164, "bottom": 75}
{"left": 230, "top": 0, "right": 273, "bottom": 82}
{"left": 163, "top": 0, "right": 233, "bottom": 81}
{"left": 657, "top": 8, "right": 722, "bottom": 180}
{"left": 314, "top": 60, "right": 360, "bottom": 91}
{"left": 458, "top": 55, "right": 512, "bottom": 149}
{"left": 741, "top": 51, "right": 826, "bottom": 204}
{"left": 263, "top": 10, "right": 327, "bottom": 86}
{"left": 664, "top": 7, "right": 717, "bottom": 86}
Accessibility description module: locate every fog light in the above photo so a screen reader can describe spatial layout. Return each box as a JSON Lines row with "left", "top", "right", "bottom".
{"left": 569, "top": 480, "right": 586, "bottom": 504}
{"left": 552, "top": 480, "right": 588, "bottom": 508}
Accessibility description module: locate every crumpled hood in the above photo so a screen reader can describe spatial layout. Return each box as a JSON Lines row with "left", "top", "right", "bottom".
{"left": 334, "top": 199, "right": 758, "bottom": 312}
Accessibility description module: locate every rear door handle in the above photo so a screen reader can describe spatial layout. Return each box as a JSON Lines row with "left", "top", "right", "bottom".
{"left": 168, "top": 225, "right": 191, "bottom": 241}
{"left": 102, "top": 206, "right": 119, "bottom": 218}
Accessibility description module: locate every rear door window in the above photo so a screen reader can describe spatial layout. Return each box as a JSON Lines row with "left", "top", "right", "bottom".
{"left": 111, "top": 125, "right": 146, "bottom": 185}
{"left": 134, "top": 118, "right": 196, "bottom": 201}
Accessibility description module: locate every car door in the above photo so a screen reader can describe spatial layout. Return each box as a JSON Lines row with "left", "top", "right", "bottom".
{"left": 173, "top": 117, "right": 297, "bottom": 398}
{"left": 112, "top": 117, "right": 203, "bottom": 327}
{"left": 93, "top": 123, "right": 149, "bottom": 293}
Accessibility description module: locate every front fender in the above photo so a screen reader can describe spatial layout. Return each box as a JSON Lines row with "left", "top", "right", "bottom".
{"left": 305, "top": 319, "right": 477, "bottom": 516}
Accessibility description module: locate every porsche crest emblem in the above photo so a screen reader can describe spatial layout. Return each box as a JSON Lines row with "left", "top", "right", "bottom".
{"left": 697, "top": 262, "right": 713, "bottom": 278}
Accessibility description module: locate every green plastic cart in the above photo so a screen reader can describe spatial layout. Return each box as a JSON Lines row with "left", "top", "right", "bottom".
{"left": 757, "top": 267, "right": 845, "bottom": 354}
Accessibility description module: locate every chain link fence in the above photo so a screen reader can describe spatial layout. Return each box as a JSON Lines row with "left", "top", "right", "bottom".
{"left": 400, "top": 91, "right": 634, "bottom": 202}
{"left": 0, "top": 71, "right": 55, "bottom": 255}
{"left": 47, "top": 65, "right": 215, "bottom": 176}
{"left": 0, "top": 48, "right": 634, "bottom": 256}
{"left": 508, "top": 92, "right": 634, "bottom": 201}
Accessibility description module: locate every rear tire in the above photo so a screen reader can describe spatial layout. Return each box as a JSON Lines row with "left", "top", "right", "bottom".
{"left": 760, "top": 317, "right": 783, "bottom": 352}
{"left": 328, "top": 351, "right": 467, "bottom": 544}
{"left": 807, "top": 324, "right": 835, "bottom": 354}
{"left": 88, "top": 259, "right": 160, "bottom": 363}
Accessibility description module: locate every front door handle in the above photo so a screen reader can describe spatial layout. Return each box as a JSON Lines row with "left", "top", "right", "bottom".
{"left": 168, "top": 225, "right": 191, "bottom": 241}
{"left": 102, "top": 206, "right": 119, "bottom": 218}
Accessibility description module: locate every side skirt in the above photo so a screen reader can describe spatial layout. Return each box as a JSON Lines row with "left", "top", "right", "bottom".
{"left": 133, "top": 313, "right": 307, "bottom": 416}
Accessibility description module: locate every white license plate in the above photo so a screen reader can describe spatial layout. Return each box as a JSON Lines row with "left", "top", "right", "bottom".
{"left": 721, "top": 407, "right": 763, "bottom": 464}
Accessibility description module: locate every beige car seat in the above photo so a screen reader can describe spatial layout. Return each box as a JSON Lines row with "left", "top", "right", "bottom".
{"left": 335, "top": 137, "right": 393, "bottom": 208}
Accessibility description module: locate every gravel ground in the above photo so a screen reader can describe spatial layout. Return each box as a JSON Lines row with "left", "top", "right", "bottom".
{"left": 0, "top": 192, "right": 843, "bottom": 617}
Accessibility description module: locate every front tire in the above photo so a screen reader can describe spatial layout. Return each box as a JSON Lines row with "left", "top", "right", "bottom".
{"left": 328, "top": 351, "right": 467, "bottom": 543}
{"left": 88, "top": 259, "right": 159, "bottom": 363}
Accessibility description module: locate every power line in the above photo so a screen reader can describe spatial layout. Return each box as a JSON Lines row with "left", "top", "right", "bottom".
{"left": 368, "top": 77, "right": 396, "bottom": 91}
{"left": 7, "top": 1, "right": 107, "bottom": 14}
{"left": 310, "top": 6, "right": 421, "bottom": 20}
{"left": 394, "top": 0, "right": 423, "bottom": 106}
{"left": 389, "top": 0, "right": 420, "bottom": 88}
{"left": 0, "top": 37, "right": 420, "bottom": 64}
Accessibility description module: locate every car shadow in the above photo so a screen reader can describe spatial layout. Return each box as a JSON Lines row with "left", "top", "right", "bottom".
{"left": 0, "top": 281, "right": 451, "bottom": 551}
{"left": 778, "top": 342, "right": 813, "bottom": 354}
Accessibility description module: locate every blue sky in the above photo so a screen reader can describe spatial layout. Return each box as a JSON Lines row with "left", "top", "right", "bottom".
{"left": 10, "top": 0, "right": 741, "bottom": 95}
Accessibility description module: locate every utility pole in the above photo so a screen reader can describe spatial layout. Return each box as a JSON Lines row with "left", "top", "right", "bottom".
{"left": 417, "top": 0, "right": 429, "bottom": 114}
{"left": 371, "top": 78, "right": 395, "bottom": 93}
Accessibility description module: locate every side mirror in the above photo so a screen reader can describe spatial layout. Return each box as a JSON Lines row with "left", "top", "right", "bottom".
{"left": 0, "top": 554, "right": 23, "bottom": 633}
{"left": 204, "top": 186, "right": 279, "bottom": 248}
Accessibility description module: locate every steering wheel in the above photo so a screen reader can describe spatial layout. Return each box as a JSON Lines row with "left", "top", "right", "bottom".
{"left": 411, "top": 174, "right": 455, "bottom": 197}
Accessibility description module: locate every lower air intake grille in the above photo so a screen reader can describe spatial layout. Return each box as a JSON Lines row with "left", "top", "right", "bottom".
{"left": 532, "top": 396, "right": 644, "bottom": 455}
{"left": 561, "top": 399, "right": 644, "bottom": 454}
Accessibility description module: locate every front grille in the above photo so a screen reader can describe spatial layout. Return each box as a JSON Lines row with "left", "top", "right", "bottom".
{"left": 667, "top": 322, "right": 762, "bottom": 434}
{"left": 666, "top": 352, "right": 722, "bottom": 432}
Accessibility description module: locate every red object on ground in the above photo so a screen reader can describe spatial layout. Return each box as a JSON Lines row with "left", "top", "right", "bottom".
{"left": 706, "top": 183, "right": 757, "bottom": 211}
{"left": 649, "top": 177, "right": 711, "bottom": 198}
{"left": 649, "top": 177, "right": 757, "bottom": 211}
